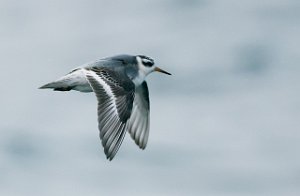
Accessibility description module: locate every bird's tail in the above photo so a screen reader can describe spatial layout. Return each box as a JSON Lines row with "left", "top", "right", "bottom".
{"left": 39, "top": 80, "right": 73, "bottom": 91}
{"left": 39, "top": 79, "right": 74, "bottom": 91}
{"left": 39, "top": 68, "right": 90, "bottom": 92}
{"left": 39, "top": 72, "right": 76, "bottom": 92}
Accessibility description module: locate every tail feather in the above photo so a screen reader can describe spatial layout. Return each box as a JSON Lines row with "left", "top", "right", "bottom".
{"left": 39, "top": 80, "right": 73, "bottom": 91}
{"left": 39, "top": 82, "right": 57, "bottom": 89}
{"left": 39, "top": 68, "right": 90, "bottom": 92}
{"left": 53, "top": 87, "right": 73, "bottom": 91}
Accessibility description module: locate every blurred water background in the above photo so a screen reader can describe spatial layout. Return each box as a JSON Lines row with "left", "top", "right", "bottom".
{"left": 1, "top": 0, "right": 300, "bottom": 195}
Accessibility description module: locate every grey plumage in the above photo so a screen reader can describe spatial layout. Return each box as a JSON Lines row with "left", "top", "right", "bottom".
{"left": 39, "top": 54, "right": 171, "bottom": 160}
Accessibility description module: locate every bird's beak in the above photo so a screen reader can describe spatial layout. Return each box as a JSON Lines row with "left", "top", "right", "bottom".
{"left": 154, "top": 67, "right": 172, "bottom": 75}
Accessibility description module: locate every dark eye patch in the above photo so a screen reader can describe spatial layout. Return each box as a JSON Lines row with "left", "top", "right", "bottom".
{"left": 138, "top": 55, "right": 154, "bottom": 67}
{"left": 143, "top": 60, "right": 154, "bottom": 67}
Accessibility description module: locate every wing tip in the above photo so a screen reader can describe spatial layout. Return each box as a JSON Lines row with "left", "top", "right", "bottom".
{"left": 103, "top": 146, "right": 115, "bottom": 161}
{"left": 139, "top": 145, "right": 147, "bottom": 150}
{"left": 106, "top": 155, "right": 114, "bottom": 161}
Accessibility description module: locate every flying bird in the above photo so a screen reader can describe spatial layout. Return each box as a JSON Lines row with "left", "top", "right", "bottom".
{"left": 39, "top": 54, "right": 171, "bottom": 160}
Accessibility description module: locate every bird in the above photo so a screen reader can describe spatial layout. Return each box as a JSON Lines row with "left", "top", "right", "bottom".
{"left": 39, "top": 54, "right": 171, "bottom": 160}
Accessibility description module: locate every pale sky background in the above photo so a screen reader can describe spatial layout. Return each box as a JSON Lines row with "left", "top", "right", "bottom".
{"left": 1, "top": 0, "right": 300, "bottom": 195}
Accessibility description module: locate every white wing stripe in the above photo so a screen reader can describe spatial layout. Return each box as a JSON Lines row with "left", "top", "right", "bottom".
{"left": 85, "top": 70, "right": 114, "bottom": 97}
{"left": 83, "top": 68, "right": 135, "bottom": 160}
{"left": 84, "top": 70, "right": 119, "bottom": 118}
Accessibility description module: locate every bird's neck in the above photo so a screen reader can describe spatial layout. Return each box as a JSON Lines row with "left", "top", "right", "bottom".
{"left": 132, "top": 70, "right": 147, "bottom": 86}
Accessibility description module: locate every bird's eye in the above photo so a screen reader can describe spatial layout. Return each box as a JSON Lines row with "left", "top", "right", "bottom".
{"left": 142, "top": 59, "right": 154, "bottom": 67}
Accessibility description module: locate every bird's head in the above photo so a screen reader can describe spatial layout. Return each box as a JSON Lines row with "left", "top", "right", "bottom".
{"left": 136, "top": 55, "right": 171, "bottom": 76}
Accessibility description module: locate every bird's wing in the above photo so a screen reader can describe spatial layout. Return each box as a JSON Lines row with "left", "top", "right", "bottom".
{"left": 84, "top": 67, "right": 135, "bottom": 160}
{"left": 128, "top": 81, "right": 150, "bottom": 149}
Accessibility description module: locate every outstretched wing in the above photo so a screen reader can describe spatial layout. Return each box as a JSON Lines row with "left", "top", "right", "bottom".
{"left": 128, "top": 81, "right": 150, "bottom": 149}
{"left": 84, "top": 67, "right": 135, "bottom": 160}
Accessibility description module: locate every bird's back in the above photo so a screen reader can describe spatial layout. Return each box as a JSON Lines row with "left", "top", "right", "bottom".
{"left": 84, "top": 54, "right": 136, "bottom": 69}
